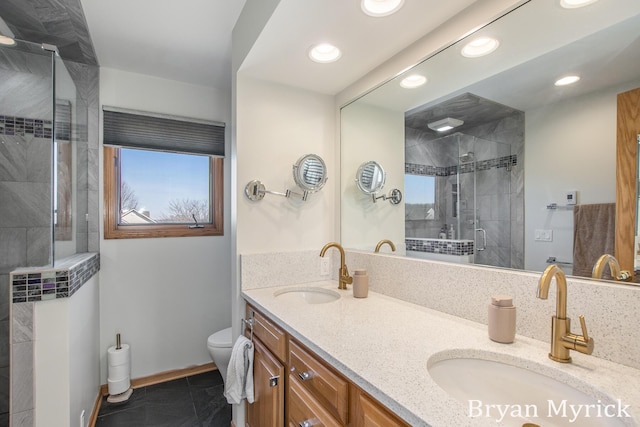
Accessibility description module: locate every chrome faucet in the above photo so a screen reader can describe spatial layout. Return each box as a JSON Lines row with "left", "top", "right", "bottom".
{"left": 592, "top": 254, "right": 631, "bottom": 281}
{"left": 320, "top": 242, "right": 353, "bottom": 290}
{"left": 537, "top": 264, "right": 594, "bottom": 363}
{"left": 374, "top": 239, "right": 396, "bottom": 253}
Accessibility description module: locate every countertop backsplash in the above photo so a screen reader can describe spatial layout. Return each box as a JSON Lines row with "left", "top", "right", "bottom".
{"left": 241, "top": 249, "right": 640, "bottom": 370}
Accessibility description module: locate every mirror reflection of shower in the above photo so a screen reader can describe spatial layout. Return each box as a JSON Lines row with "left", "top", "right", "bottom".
{"left": 404, "top": 93, "right": 524, "bottom": 270}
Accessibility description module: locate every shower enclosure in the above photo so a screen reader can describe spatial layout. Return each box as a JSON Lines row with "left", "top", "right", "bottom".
{"left": 405, "top": 132, "right": 516, "bottom": 268}
{"left": 0, "top": 38, "right": 89, "bottom": 423}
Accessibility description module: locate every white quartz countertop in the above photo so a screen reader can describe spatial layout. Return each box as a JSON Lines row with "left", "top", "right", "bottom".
{"left": 243, "top": 281, "right": 640, "bottom": 427}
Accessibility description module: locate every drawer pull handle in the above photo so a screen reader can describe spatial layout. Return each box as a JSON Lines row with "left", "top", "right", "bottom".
{"left": 269, "top": 375, "right": 279, "bottom": 387}
{"left": 298, "top": 371, "right": 313, "bottom": 381}
{"left": 299, "top": 420, "right": 317, "bottom": 427}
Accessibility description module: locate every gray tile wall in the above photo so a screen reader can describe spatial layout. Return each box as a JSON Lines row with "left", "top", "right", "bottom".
{"left": 404, "top": 111, "right": 524, "bottom": 271}
{"left": 0, "top": 51, "right": 99, "bottom": 427}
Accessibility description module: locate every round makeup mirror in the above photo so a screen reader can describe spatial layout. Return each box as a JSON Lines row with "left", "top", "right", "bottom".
{"left": 292, "top": 154, "right": 328, "bottom": 192}
{"left": 355, "top": 161, "right": 386, "bottom": 194}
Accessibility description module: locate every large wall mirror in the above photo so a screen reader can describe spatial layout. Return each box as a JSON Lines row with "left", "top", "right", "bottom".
{"left": 340, "top": 0, "right": 640, "bottom": 285}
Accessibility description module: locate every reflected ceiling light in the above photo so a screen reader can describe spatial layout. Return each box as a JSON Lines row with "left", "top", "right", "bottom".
{"left": 427, "top": 117, "right": 464, "bottom": 132}
{"left": 361, "top": 0, "right": 405, "bottom": 17}
{"left": 0, "top": 35, "right": 16, "bottom": 46}
{"left": 308, "top": 43, "right": 342, "bottom": 63}
{"left": 560, "top": 0, "right": 599, "bottom": 8}
{"left": 400, "top": 74, "right": 427, "bottom": 89}
{"left": 554, "top": 75, "right": 580, "bottom": 86}
{"left": 461, "top": 37, "right": 500, "bottom": 58}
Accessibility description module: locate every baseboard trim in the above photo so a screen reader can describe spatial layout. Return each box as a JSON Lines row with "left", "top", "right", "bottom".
{"left": 91, "top": 362, "right": 217, "bottom": 425}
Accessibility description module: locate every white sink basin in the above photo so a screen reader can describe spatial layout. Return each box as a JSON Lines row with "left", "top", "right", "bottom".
{"left": 428, "top": 354, "right": 630, "bottom": 427}
{"left": 273, "top": 287, "right": 340, "bottom": 304}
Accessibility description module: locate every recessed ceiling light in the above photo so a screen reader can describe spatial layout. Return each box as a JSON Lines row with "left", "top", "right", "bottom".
{"left": 428, "top": 118, "right": 464, "bottom": 132}
{"left": 0, "top": 35, "right": 16, "bottom": 46}
{"left": 461, "top": 37, "right": 500, "bottom": 58}
{"left": 560, "top": 0, "right": 599, "bottom": 8}
{"left": 361, "top": 0, "right": 404, "bottom": 17}
{"left": 555, "top": 75, "right": 580, "bottom": 86}
{"left": 308, "top": 43, "right": 342, "bottom": 63}
{"left": 400, "top": 74, "right": 427, "bottom": 89}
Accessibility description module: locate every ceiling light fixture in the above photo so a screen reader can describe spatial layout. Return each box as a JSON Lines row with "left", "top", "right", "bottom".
{"left": 461, "top": 37, "right": 500, "bottom": 58}
{"left": 554, "top": 75, "right": 580, "bottom": 86}
{"left": 560, "top": 0, "right": 599, "bottom": 8}
{"left": 0, "top": 35, "right": 16, "bottom": 46}
{"left": 361, "top": 0, "right": 405, "bottom": 17}
{"left": 427, "top": 117, "right": 464, "bottom": 132}
{"left": 400, "top": 74, "right": 427, "bottom": 89}
{"left": 308, "top": 43, "right": 342, "bottom": 63}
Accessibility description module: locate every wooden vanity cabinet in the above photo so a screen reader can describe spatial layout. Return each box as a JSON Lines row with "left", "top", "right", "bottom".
{"left": 288, "top": 339, "right": 349, "bottom": 425}
{"left": 351, "top": 388, "right": 410, "bottom": 427}
{"left": 245, "top": 304, "right": 409, "bottom": 427}
{"left": 245, "top": 306, "right": 287, "bottom": 427}
{"left": 247, "top": 338, "right": 285, "bottom": 427}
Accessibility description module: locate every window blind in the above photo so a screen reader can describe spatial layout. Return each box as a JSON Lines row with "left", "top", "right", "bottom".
{"left": 103, "top": 106, "right": 225, "bottom": 156}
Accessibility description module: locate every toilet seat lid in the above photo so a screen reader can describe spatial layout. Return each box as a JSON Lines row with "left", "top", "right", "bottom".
{"left": 208, "top": 326, "right": 232, "bottom": 348}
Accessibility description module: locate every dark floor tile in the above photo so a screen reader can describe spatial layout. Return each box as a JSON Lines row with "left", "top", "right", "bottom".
{"left": 145, "top": 402, "right": 200, "bottom": 427}
{"left": 96, "top": 405, "right": 146, "bottom": 427}
{"left": 99, "top": 388, "right": 146, "bottom": 416}
{"left": 97, "top": 370, "right": 230, "bottom": 427}
{"left": 192, "top": 383, "right": 228, "bottom": 423}
{"left": 188, "top": 370, "right": 224, "bottom": 389}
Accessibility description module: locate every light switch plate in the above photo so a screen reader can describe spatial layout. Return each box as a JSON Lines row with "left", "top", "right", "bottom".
{"left": 535, "top": 229, "right": 553, "bottom": 242}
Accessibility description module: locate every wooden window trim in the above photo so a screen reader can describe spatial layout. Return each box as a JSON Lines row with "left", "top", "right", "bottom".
{"left": 103, "top": 146, "right": 223, "bottom": 239}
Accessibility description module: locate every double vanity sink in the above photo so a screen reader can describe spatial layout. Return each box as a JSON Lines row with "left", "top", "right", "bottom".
{"left": 244, "top": 282, "right": 639, "bottom": 426}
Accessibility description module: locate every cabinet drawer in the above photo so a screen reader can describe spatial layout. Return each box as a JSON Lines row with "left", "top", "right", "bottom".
{"left": 288, "top": 340, "right": 349, "bottom": 425}
{"left": 288, "top": 376, "right": 341, "bottom": 427}
{"left": 247, "top": 305, "right": 287, "bottom": 362}
{"left": 351, "top": 388, "right": 409, "bottom": 427}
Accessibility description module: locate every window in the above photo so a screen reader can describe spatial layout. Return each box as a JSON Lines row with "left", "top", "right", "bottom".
{"left": 405, "top": 174, "right": 436, "bottom": 220}
{"left": 103, "top": 107, "right": 224, "bottom": 239}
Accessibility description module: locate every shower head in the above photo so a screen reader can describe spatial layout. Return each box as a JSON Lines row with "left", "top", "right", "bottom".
{"left": 460, "top": 152, "right": 474, "bottom": 163}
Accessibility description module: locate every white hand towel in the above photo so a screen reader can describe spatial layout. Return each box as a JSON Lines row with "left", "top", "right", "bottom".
{"left": 224, "top": 335, "right": 254, "bottom": 404}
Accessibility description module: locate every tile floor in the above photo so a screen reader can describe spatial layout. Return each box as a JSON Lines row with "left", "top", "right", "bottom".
{"left": 95, "top": 370, "right": 231, "bottom": 427}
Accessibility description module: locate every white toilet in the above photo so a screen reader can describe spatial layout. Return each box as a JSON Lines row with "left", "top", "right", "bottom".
{"left": 207, "top": 327, "right": 233, "bottom": 383}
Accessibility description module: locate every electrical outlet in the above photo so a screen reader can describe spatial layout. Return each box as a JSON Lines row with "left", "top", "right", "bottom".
{"left": 320, "top": 258, "right": 331, "bottom": 276}
{"left": 80, "top": 410, "right": 85, "bottom": 427}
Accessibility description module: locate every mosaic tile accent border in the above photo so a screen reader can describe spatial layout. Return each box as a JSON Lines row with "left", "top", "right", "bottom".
{"left": 406, "top": 154, "right": 517, "bottom": 176}
{"left": 0, "top": 115, "right": 53, "bottom": 139}
{"left": 406, "top": 238, "right": 474, "bottom": 256}
{"left": 10, "top": 253, "right": 100, "bottom": 303}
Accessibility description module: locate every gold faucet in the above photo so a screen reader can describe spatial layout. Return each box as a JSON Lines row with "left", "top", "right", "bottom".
{"left": 374, "top": 239, "right": 396, "bottom": 253}
{"left": 320, "top": 242, "right": 353, "bottom": 290}
{"left": 537, "top": 264, "right": 594, "bottom": 363}
{"left": 592, "top": 254, "right": 631, "bottom": 281}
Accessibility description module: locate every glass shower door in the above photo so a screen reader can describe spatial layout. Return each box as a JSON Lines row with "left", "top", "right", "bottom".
{"left": 470, "top": 136, "right": 513, "bottom": 268}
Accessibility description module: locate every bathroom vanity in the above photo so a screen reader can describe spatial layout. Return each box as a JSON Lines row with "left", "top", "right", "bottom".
{"left": 244, "top": 303, "right": 408, "bottom": 427}
{"left": 243, "top": 280, "right": 640, "bottom": 427}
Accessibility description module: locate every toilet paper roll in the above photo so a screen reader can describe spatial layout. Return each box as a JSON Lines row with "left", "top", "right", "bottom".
{"left": 108, "top": 376, "right": 130, "bottom": 396}
{"left": 108, "top": 344, "right": 130, "bottom": 367}
{"left": 108, "top": 364, "right": 129, "bottom": 381}
{"left": 107, "top": 343, "right": 131, "bottom": 396}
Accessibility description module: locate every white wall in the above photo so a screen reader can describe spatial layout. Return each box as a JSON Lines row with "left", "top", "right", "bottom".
{"left": 34, "top": 274, "right": 99, "bottom": 427}
{"left": 524, "top": 80, "right": 640, "bottom": 272}
{"left": 236, "top": 75, "right": 336, "bottom": 254}
{"left": 340, "top": 102, "right": 405, "bottom": 250}
{"left": 99, "top": 68, "right": 232, "bottom": 381}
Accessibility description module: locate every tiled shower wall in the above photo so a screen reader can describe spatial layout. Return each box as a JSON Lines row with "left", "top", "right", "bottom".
{"left": 0, "top": 47, "right": 99, "bottom": 426}
{"left": 405, "top": 111, "right": 524, "bottom": 270}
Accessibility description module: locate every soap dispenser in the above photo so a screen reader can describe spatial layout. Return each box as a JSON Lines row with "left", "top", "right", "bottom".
{"left": 448, "top": 224, "right": 455, "bottom": 240}
{"left": 488, "top": 295, "right": 516, "bottom": 343}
